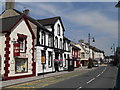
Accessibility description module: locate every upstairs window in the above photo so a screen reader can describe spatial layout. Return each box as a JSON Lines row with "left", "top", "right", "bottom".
{"left": 17, "top": 34, "right": 27, "bottom": 53}
{"left": 81, "top": 52, "right": 85, "bottom": 58}
{"left": 57, "top": 24, "right": 60, "bottom": 36}
{"left": 55, "top": 37, "right": 58, "bottom": 48}
{"left": 41, "top": 31, "right": 46, "bottom": 45}
{"left": 48, "top": 34, "right": 53, "bottom": 47}
{"left": 63, "top": 41, "right": 66, "bottom": 50}
{"left": 60, "top": 38, "right": 62, "bottom": 49}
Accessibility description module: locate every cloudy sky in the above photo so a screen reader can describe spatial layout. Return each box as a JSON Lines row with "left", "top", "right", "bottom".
{"left": 1, "top": 1, "right": 118, "bottom": 56}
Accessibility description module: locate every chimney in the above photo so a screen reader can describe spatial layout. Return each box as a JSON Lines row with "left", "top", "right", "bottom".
{"left": 6, "top": 0, "right": 15, "bottom": 10}
{"left": 23, "top": 9, "right": 29, "bottom": 15}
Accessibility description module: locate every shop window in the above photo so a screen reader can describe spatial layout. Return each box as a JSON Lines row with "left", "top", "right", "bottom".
{"left": 15, "top": 59, "right": 28, "bottom": 73}
{"left": 48, "top": 52, "right": 52, "bottom": 67}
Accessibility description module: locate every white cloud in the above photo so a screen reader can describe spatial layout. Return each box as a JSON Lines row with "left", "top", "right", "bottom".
{"left": 64, "top": 9, "right": 118, "bottom": 39}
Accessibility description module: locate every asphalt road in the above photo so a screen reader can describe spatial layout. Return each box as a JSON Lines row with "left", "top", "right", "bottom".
{"left": 44, "top": 64, "right": 118, "bottom": 89}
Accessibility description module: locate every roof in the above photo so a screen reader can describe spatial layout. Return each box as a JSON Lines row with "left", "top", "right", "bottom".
{"left": 63, "top": 36, "right": 71, "bottom": 41}
{"left": 37, "top": 16, "right": 60, "bottom": 25}
{"left": 0, "top": 14, "right": 35, "bottom": 38}
{"left": 71, "top": 43, "right": 80, "bottom": 50}
{"left": 37, "top": 16, "right": 65, "bottom": 31}
{"left": 26, "top": 16, "right": 52, "bottom": 33}
{"left": 0, "top": 15, "right": 23, "bottom": 33}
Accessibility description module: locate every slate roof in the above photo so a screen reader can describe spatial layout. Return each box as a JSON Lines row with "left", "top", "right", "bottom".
{"left": 37, "top": 16, "right": 65, "bottom": 31}
{"left": 26, "top": 16, "right": 51, "bottom": 33}
{"left": 0, "top": 15, "right": 23, "bottom": 33}
{"left": 71, "top": 43, "right": 80, "bottom": 50}
{"left": 37, "top": 16, "right": 60, "bottom": 25}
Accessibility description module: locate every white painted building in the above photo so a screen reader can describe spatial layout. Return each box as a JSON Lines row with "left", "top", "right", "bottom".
{"left": 0, "top": 15, "right": 36, "bottom": 80}
{"left": 36, "top": 17, "right": 71, "bottom": 74}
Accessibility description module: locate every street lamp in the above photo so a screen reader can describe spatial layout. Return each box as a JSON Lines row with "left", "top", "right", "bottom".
{"left": 88, "top": 33, "right": 95, "bottom": 59}
{"left": 87, "top": 33, "right": 95, "bottom": 68}
{"left": 111, "top": 43, "right": 115, "bottom": 56}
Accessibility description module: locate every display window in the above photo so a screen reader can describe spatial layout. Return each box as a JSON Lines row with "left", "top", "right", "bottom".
{"left": 15, "top": 59, "right": 28, "bottom": 73}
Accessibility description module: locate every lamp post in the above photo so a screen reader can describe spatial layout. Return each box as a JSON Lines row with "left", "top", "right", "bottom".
{"left": 111, "top": 44, "right": 116, "bottom": 56}
{"left": 88, "top": 33, "right": 95, "bottom": 68}
{"left": 88, "top": 33, "right": 95, "bottom": 59}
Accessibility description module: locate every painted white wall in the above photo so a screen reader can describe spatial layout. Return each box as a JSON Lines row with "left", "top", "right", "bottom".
{"left": 8, "top": 19, "right": 33, "bottom": 77}
{"left": 54, "top": 20, "right": 63, "bottom": 49}
{"left": 0, "top": 33, "right": 6, "bottom": 75}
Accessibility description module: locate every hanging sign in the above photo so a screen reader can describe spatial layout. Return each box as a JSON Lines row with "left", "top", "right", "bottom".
{"left": 13, "top": 43, "right": 20, "bottom": 56}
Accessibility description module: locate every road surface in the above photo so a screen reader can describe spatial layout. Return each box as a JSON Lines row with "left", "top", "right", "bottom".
{"left": 45, "top": 64, "right": 118, "bottom": 89}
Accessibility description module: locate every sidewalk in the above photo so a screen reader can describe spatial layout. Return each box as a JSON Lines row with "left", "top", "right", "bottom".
{"left": 1, "top": 66, "right": 98, "bottom": 88}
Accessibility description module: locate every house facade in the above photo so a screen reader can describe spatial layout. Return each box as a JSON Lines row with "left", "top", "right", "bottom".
{"left": 0, "top": 15, "right": 36, "bottom": 80}
{"left": 36, "top": 17, "right": 71, "bottom": 74}
{"left": 70, "top": 43, "right": 80, "bottom": 68}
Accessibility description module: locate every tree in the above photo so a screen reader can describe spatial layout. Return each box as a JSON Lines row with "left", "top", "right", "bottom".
{"left": 78, "top": 39, "right": 84, "bottom": 43}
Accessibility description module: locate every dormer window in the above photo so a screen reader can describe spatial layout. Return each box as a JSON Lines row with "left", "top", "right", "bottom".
{"left": 57, "top": 24, "right": 60, "bottom": 36}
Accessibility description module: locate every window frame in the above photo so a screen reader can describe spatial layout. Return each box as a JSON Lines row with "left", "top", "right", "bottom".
{"left": 17, "top": 34, "right": 27, "bottom": 53}
{"left": 41, "top": 31, "right": 46, "bottom": 46}
{"left": 15, "top": 58, "right": 28, "bottom": 74}
{"left": 48, "top": 51, "right": 52, "bottom": 68}
{"left": 57, "top": 24, "right": 60, "bottom": 36}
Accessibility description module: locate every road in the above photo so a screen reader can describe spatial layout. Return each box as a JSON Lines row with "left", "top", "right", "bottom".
{"left": 4, "top": 64, "right": 118, "bottom": 89}
{"left": 44, "top": 64, "right": 118, "bottom": 89}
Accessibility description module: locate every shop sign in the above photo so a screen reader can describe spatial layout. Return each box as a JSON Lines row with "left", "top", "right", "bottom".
{"left": 14, "top": 43, "right": 20, "bottom": 56}
{"left": 41, "top": 56, "right": 45, "bottom": 63}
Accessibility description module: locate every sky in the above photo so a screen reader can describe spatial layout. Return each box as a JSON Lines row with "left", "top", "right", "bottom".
{"left": 0, "top": 1, "right": 119, "bottom": 56}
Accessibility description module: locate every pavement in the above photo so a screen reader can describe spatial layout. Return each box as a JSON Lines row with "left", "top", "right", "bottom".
{"left": 1, "top": 65, "right": 105, "bottom": 88}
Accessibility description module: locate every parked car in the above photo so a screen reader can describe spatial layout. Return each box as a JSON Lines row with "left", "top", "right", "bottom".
{"left": 93, "top": 61, "right": 99, "bottom": 67}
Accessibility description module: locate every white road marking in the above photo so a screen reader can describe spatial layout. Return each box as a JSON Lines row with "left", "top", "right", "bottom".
{"left": 76, "top": 86, "right": 82, "bottom": 90}
{"left": 86, "top": 78, "right": 95, "bottom": 84}
{"left": 96, "top": 74, "right": 101, "bottom": 77}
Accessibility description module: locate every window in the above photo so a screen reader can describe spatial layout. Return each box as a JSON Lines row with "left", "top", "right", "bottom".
{"left": 41, "top": 31, "right": 46, "bottom": 45}
{"left": 60, "top": 54, "right": 63, "bottom": 67}
{"left": 17, "top": 34, "right": 27, "bottom": 53}
{"left": 60, "top": 38, "right": 62, "bottom": 49}
{"left": 15, "top": 59, "right": 28, "bottom": 73}
{"left": 48, "top": 52, "right": 52, "bottom": 67}
{"left": 57, "top": 24, "right": 60, "bottom": 36}
{"left": 81, "top": 52, "right": 85, "bottom": 58}
{"left": 48, "top": 34, "right": 52, "bottom": 47}
{"left": 41, "top": 50, "right": 46, "bottom": 64}
{"left": 64, "top": 54, "right": 66, "bottom": 66}
{"left": 55, "top": 37, "right": 58, "bottom": 48}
